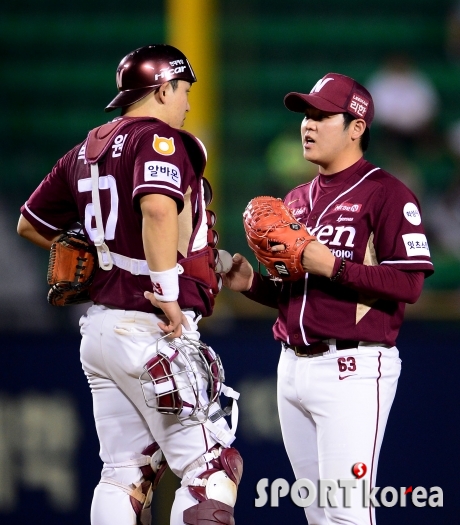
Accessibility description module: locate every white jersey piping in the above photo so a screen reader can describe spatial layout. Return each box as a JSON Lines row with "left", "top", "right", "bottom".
{"left": 299, "top": 167, "right": 381, "bottom": 344}
{"left": 133, "top": 183, "right": 184, "bottom": 198}
{"left": 315, "top": 168, "right": 380, "bottom": 228}
{"left": 299, "top": 273, "right": 309, "bottom": 345}
{"left": 381, "top": 260, "right": 433, "bottom": 266}
{"left": 24, "top": 203, "right": 60, "bottom": 230}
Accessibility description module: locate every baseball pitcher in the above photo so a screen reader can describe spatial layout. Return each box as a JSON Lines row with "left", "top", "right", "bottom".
{"left": 225, "top": 73, "right": 434, "bottom": 524}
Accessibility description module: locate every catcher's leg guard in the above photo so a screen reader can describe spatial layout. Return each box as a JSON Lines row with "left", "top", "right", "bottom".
{"left": 183, "top": 447, "right": 243, "bottom": 525}
{"left": 131, "top": 442, "right": 167, "bottom": 525}
{"left": 101, "top": 442, "right": 167, "bottom": 525}
{"left": 183, "top": 499, "right": 235, "bottom": 525}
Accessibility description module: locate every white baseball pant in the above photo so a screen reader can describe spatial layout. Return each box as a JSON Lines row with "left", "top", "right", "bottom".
{"left": 79, "top": 304, "right": 231, "bottom": 525}
{"left": 277, "top": 342, "right": 401, "bottom": 525}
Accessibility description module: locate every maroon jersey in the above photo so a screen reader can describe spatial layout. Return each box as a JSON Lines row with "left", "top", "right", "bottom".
{"left": 21, "top": 117, "right": 217, "bottom": 315}
{"left": 246, "top": 158, "right": 434, "bottom": 346}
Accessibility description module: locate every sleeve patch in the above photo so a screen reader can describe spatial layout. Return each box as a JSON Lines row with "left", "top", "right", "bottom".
{"left": 403, "top": 202, "right": 421, "bottom": 225}
{"left": 144, "top": 161, "right": 181, "bottom": 187}
{"left": 402, "top": 233, "right": 430, "bottom": 257}
{"left": 152, "top": 135, "right": 175, "bottom": 155}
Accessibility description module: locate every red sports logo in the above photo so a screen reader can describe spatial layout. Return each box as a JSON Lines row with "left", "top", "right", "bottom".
{"left": 352, "top": 462, "right": 367, "bottom": 479}
{"left": 152, "top": 282, "right": 164, "bottom": 296}
{"left": 334, "top": 202, "right": 362, "bottom": 213}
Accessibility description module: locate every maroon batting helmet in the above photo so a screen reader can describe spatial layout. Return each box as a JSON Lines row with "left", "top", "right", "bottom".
{"left": 105, "top": 44, "right": 197, "bottom": 112}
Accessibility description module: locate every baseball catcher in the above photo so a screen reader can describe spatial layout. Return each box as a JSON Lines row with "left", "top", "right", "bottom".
{"left": 47, "top": 231, "right": 96, "bottom": 306}
{"left": 19, "top": 42, "right": 244, "bottom": 525}
{"left": 243, "top": 196, "right": 316, "bottom": 281}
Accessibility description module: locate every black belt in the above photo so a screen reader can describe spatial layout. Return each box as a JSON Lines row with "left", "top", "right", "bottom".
{"left": 283, "top": 340, "right": 360, "bottom": 357}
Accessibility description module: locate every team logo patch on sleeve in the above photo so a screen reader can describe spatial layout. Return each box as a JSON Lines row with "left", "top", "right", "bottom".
{"left": 144, "top": 161, "right": 181, "bottom": 187}
{"left": 402, "top": 233, "right": 430, "bottom": 257}
{"left": 152, "top": 135, "right": 175, "bottom": 155}
{"left": 403, "top": 202, "right": 421, "bottom": 225}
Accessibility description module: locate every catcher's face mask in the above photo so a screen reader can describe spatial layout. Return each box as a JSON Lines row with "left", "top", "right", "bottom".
{"left": 139, "top": 335, "right": 225, "bottom": 426}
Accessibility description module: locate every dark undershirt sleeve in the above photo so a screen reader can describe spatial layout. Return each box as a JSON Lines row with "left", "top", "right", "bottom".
{"left": 335, "top": 258, "right": 426, "bottom": 304}
{"left": 242, "top": 272, "right": 280, "bottom": 309}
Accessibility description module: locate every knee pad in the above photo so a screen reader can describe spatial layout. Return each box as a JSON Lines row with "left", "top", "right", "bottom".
{"left": 183, "top": 447, "right": 243, "bottom": 525}
{"left": 100, "top": 442, "right": 167, "bottom": 525}
{"left": 130, "top": 442, "right": 167, "bottom": 525}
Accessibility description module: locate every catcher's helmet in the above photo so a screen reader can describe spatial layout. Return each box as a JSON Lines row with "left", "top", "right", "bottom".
{"left": 105, "top": 44, "right": 197, "bottom": 112}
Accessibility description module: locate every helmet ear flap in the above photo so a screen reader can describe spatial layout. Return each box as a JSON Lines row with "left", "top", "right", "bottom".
{"left": 105, "top": 44, "right": 197, "bottom": 112}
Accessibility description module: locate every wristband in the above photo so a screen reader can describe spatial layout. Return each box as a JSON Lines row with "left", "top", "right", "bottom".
{"left": 149, "top": 266, "right": 179, "bottom": 302}
{"left": 330, "top": 258, "right": 346, "bottom": 282}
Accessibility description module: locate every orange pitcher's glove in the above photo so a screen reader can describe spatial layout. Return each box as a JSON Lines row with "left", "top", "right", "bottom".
{"left": 243, "top": 196, "right": 316, "bottom": 281}
{"left": 47, "top": 232, "right": 96, "bottom": 306}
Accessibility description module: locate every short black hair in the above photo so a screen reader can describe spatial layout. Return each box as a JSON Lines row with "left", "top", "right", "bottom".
{"left": 343, "top": 112, "right": 370, "bottom": 152}
{"left": 152, "top": 78, "right": 180, "bottom": 94}
{"left": 169, "top": 79, "right": 179, "bottom": 91}
{"left": 121, "top": 79, "right": 180, "bottom": 115}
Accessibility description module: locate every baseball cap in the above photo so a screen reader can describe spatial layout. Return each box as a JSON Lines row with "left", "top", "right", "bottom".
{"left": 284, "top": 73, "right": 374, "bottom": 127}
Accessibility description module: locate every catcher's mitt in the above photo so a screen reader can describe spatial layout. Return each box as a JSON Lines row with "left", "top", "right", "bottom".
{"left": 243, "top": 196, "right": 316, "bottom": 281}
{"left": 47, "top": 232, "right": 96, "bottom": 306}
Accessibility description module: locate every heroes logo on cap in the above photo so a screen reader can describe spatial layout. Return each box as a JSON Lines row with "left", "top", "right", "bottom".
{"left": 284, "top": 73, "right": 374, "bottom": 127}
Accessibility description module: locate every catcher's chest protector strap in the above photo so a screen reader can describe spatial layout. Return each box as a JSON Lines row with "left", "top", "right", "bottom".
{"left": 90, "top": 163, "right": 114, "bottom": 271}
{"left": 85, "top": 117, "right": 158, "bottom": 271}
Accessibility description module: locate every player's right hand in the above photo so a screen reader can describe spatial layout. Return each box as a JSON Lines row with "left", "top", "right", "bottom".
{"left": 143, "top": 292, "right": 190, "bottom": 338}
{"left": 301, "top": 240, "right": 336, "bottom": 277}
{"left": 222, "top": 253, "right": 254, "bottom": 292}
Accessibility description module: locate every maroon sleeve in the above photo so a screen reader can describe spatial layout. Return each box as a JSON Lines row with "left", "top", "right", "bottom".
{"left": 132, "top": 129, "right": 188, "bottom": 210}
{"left": 335, "top": 258, "right": 425, "bottom": 304}
{"left": 372, "top": 176, "right": 434, "bottom": 274}
{"left": 20, "top": 154, "right": 79, "bottom": 235}
{"left": 242, "top": 272, "right": 281, "bottom": 309}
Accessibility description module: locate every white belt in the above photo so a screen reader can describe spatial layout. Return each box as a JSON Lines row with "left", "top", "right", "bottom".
{"left": 111, "top": 252, "right": 150, "bottom": 275}
{"left": 111, "top": 252, "right": 185, "bottom": 277}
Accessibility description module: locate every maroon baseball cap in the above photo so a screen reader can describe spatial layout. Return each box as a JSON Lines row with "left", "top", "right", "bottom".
{"left": 284, "top": 73, "right": 374, "bottom": 127}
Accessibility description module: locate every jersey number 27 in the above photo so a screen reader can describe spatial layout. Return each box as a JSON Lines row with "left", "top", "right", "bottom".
{"left": 77, "top": 175, "right": 119, "bottom": 242}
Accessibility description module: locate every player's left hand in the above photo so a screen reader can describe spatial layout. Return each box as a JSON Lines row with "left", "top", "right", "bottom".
{"left": 272, "top": 240, "right": 335, "bottom": 277}
{"left": 144, "top": 292, "right": 190, "bottom": 338}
